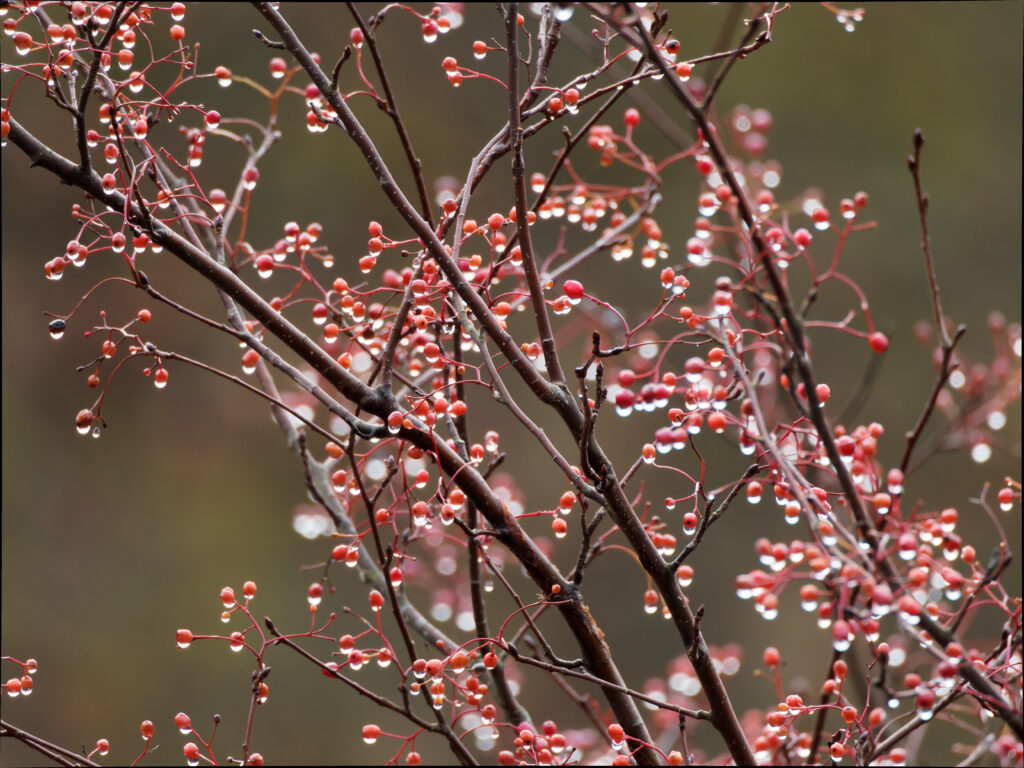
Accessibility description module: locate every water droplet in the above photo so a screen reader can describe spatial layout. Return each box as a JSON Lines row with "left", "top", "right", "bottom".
{"left": 48, "top": 319, "right": 66, "bottom": 339}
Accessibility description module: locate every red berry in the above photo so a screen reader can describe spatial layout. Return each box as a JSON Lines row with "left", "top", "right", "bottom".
{"left": 997, "top": 487, "right": 1015, "bottom": 509}
{"left": 308, "top": 582, "right": 324, "bottom": 605}
{"left": 869, "top": 331, "right": 889, "bottom": 353}
{"left": 706, "top": 412, "right": 727, "bottom": 433}
{"left": 562, "top": 280, "right": 584, "bottom": 301}
{"left": 12, "top": 32, "right": 33, "bottom": 54}
{"left": 269, "top": 57, "right": 287, "bottom": 77}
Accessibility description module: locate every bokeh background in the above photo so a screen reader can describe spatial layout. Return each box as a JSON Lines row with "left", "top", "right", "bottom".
{"left": 2, "top": 3, "right": 1020, "bottom": 765}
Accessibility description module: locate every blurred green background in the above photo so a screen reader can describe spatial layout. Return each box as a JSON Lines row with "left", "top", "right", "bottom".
{"left": 2, "top": 3, "right": 1020, "bottom": 765}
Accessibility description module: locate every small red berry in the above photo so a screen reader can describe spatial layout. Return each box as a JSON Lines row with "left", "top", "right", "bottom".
{"left": 562, "top": 280, "right": 584, "bottom": 301}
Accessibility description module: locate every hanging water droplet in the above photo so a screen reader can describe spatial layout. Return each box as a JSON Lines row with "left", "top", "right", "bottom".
{"left": 48, "top": 319, "right": 66, "bottom": 339}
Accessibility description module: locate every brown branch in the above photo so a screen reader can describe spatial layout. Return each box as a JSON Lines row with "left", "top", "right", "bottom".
{"left": 671, "top": 464, "right": 762, "bottom": 568}
{"left": 346, "top": 3, "right": 435, "bottom": 227}
{"left": 899, "top": 325, "right": 966, "bottom": 475}
{"left": 907, "top": 129, "right": 951, "bottom": 349}
{"left": 452, "top": 332, "right": 530, "bottom": 727}
{"left": 0, "top": 719, "right": 100, "bottom": 768}
{"left": 506, "top": 3, "right": 568, "bottom": 388}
